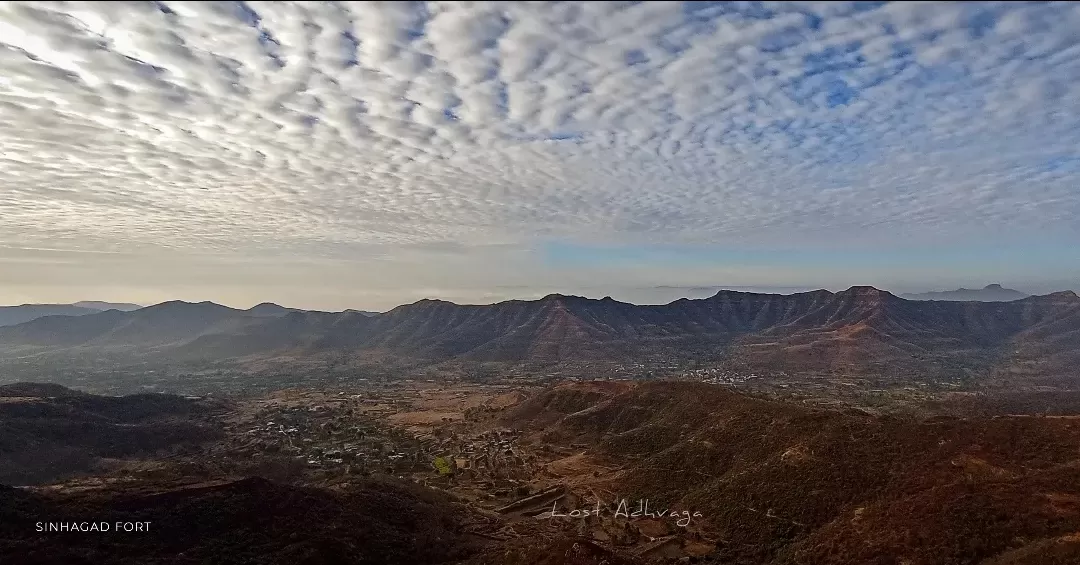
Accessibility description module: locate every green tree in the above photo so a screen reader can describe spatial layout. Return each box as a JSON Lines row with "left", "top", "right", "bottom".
{"left": 433, "top": 456, "right": 453, "bottom": 476}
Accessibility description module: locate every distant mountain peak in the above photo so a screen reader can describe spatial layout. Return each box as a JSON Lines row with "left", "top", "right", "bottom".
{"left": 72, "top": 301, "right": 142, "bottom": 311}
{"left": 708, "top": 288, "right": 756, "bottom": 299}
{"left": 245, "top": 303, "right": 298, "bottom": 317}
{"left": 397, "top": 298, "right": 453, "bottom": 312}
{"left": 0, "top": 303, "right": 117, "bottom": 327}
{"left": 1043, "top": 290, "right": 1079, "bottom": 301}
{"left": 840, "top": 286, "right": 897, "bottom": 301}
{"left": 140, "top": 300, "right": 238, "bottom": 315}
{"left": 900, "top": 284, "right": 1029, "bottom": 302}
{"left": 151, "top": 300, "right": 195, "bottom": 307}
{"left": 539, "top": 293, "right": 594, "bottom": 307}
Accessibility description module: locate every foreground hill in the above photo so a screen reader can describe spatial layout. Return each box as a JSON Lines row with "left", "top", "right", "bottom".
{"left": 0, "top": 476, "right": 484, "bottom": 565}
{"left": 0, "top": 287, "right": 1078, "bottom": 388}
{"left": 507, "top": 381, "right": 1080, "bottom": 565}
{"left": 0, "top": 472, "right": 633, "bottom": 565}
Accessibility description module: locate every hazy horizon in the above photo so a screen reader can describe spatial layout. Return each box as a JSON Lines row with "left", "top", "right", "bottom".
{"left": 2, "top": 281, "right": 1076, "bottom": 313}
{"left": 2, "top": 2, "right": 1079, "bottom": 312}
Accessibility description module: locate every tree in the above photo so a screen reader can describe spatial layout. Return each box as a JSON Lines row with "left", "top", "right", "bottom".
{"left": 433, "top": 456, "right": 454, "bottom": 476}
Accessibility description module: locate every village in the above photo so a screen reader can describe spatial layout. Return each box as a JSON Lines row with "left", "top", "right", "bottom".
{"left": 208, "top": 382, "right": 545, "bottom": 489}
{"left": 196, "top": 380, "right": 722, "bottom": 560}
{"left": 220, "top": 392, "right": 433, "bottom": 475}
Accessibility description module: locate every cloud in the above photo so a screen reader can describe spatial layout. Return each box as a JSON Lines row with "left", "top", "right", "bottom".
{"left": 1, "top": 1, "right": 1079, "bottom": 306}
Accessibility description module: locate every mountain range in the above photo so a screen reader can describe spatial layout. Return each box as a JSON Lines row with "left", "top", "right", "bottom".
{"left": 899, "top": 283, "right": 1029, "bottom": 302}
{"left": 0, "top": 302, "right": 142, "bottom": 328}
{"left": 0, "top": 286, "right": 1078, "bottom": 388}
{"left": 0, "top": 302, "right": 383, "bottom": 329}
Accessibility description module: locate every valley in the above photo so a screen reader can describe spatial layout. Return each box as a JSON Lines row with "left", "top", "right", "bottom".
{"left": 4, "top": 377, "right": 1080, "bottom": 564}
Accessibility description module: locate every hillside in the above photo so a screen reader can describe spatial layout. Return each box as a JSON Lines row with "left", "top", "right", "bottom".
{"left": 0, "top": 476, "right": 483, "bottom": 565}
{"left": 0, "top": 287, "right": 1078, "bottom": 389}
{"left": 506, "top": 381, "right": 1080, "bottom": 565}
{"left": 3, "top": 377, "right": 1079, "bottom": 564}
{"left": 0, "top": 384, "right": 223, "bottom": 485}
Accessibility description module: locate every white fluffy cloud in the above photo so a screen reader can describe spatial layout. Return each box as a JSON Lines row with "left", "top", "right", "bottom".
{"left": 1, "top": 1, "right": 1079, "bottom": 307}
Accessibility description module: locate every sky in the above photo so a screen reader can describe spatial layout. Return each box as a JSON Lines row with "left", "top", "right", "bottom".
{"left": 1, "top": 1, "right": 1079, "bottom": 311}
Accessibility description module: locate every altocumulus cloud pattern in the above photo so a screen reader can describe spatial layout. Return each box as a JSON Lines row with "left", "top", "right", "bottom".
{"left": 1, "top": 1, "right": 1080, "bottom": 260}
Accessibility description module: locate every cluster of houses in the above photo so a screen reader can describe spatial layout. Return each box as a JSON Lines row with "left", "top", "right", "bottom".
{"left": 226, "top": 395, "right": 435, "bottom": 474}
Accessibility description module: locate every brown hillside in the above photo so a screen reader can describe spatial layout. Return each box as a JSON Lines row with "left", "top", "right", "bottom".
{"left": 508, "top": 381, "right": 1080, "bottom": 565}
